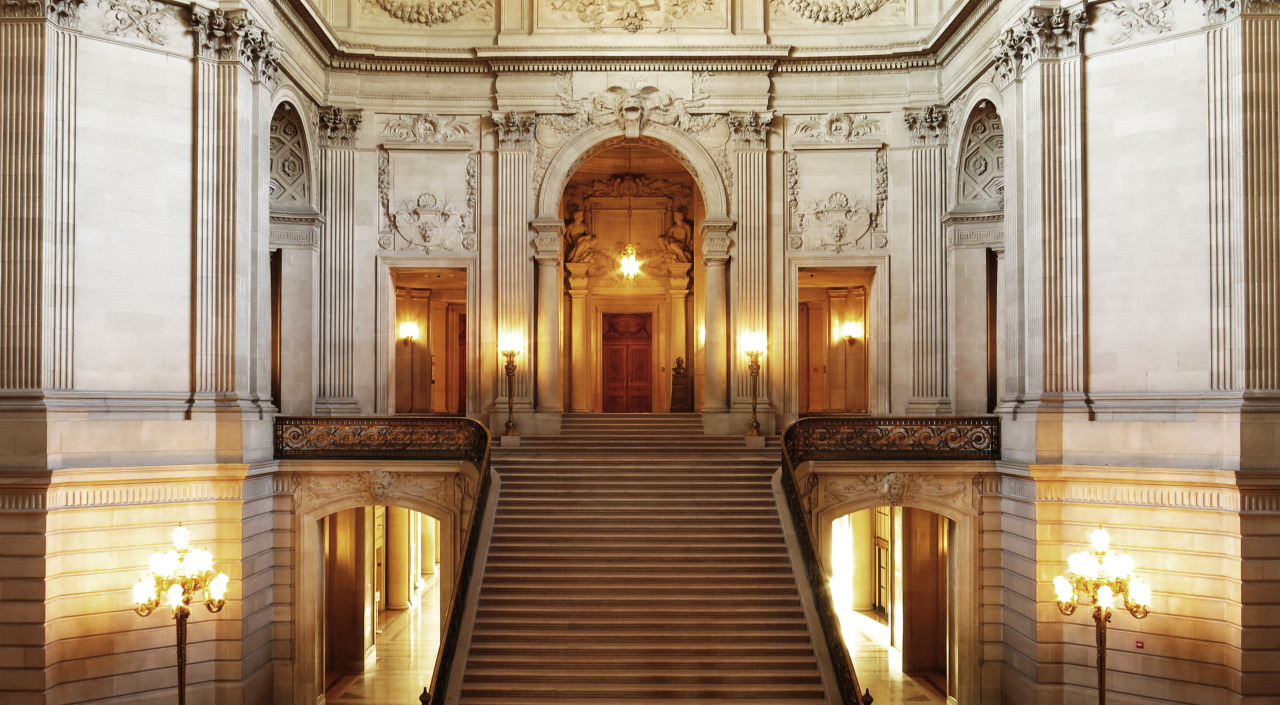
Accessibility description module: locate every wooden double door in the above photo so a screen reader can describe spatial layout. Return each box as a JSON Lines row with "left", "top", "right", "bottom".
{"left": 602, "top": 313, "right": 652, "bottom": 413}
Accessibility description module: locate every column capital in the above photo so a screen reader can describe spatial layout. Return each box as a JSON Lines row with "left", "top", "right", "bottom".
{"left": 728, "top": 111, "right": 774, "bottom": 149}
{"left": 1201, "top": 0, "right": 1280, "bottom": 23}
{"left": 903, "top": 105, "right": 950, "bottom": 146}
{"left": 492, "top": 111, "right": 538, "bottom": 150}
{"left": 0, "top": 0, "right": 86, "bottom": 27}
{"left": 993, "top": 5, "right": 1089, "bottom": 83}
{"left": 317, "top": 106, "right": 363, "bottom": 148}
{"left": 566, "top": 263, "right": 592, "bottom": 291}
{"left": 700, "top": 218, "right": 734, "bottom": 264}
{"left": 189, "top": 8, "right": 280, "bottom": 82}
{"left": 531, "top": 217, "right": 563, "bottom": 264}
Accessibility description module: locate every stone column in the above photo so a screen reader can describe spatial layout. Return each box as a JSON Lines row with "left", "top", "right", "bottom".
{"left": 531, "top": 218, "right": 563, "bottom": 413}
{"left": 728, "top": 111, "right": 773, "bottom": 411}
{"left": 826, "top": 288, "right": 849, "bottom": 411}
{"left": 567, "top": 263, "right": 592, "bottom": 412}
{"left": 386, "top": 506, "right": 411, "bottom": 610}
{"left": 421, "top": 515, "right": 437, "bottom": 577}
{"left": 701, "top": 220, "right": 734, "bottom": 412}
{"left": 903, "top": 105, "right": 953, "bottom": 415}
{"left": 996, "top": 7, "right": 1089, "bottom": 406}
{"left": 492, "top": 112, "right": 537, "bottom": 415}
{"left": 669, "top": 264, "right": 692, "bottom": 380}
{"left": 314, "top": 106, "right": 363, "bottom": 415}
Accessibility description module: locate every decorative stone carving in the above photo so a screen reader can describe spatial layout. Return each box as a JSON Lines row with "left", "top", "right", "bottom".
{"left": 957, "top": 100, "right": 1004, "bottom": 207}
{"left": 493, "top": 111, "right": 537, "bottom": 149}
{"left": 190, "top": 7, "right": 239, "bottom": 59}
{"left": 728, "top": 110, "right": 773, "bottom": 149}
{"left": 1200, "top": 0, "right": 1278, "bottom": 22}
{"left": 660, "top": 0, "right": 714, "bottom": 30}
{"left": 793, "top": 112, "right": 883, "bottom": 143}
{"left": 873, "top": 148, "right": 888, "bottom": 230}
{"left": 367, "top": 0, "right": 492, "bottom": 26}
{"left": 545, "top": 0, "right": 715, "bottom": 32}
{"left": 903, "top": 104, "right": 949, "bottom": 145}
{"left": 270, "top": 104, "right": 310, "bottom": 206}
{"left": 297, "top": 470, "right": 452, "bottom": 508}
{"left": 1098, "top": 0, "right": 1173, "bottom": 43}
{"left": 99, "top": 0, "right": 171, "bottom": 44}
{"left": 772, "top": 0, "right": 893, "bottom": 25}
{"left": 993, "top": 7, "right": 1089, "bottom": 84}
{"left": 825, "top": 473, "right": 971, "bottom": 510}
{"left": 800, "top": 193, "right": 876, "bottom": 253}
{"left": 377, "top": 148, "right": 479, "bottom": 253}
{"left": 380, "top": 113, "right": 472, "bottom": 143}
{"left": 318, "top": 107, "right": 362, "bottom": 148}
{"left": 2, "top": 0, "right": 84, "bottom": 24}
{"left": 563, "top": 173, "right": 694, "bottom": 209}
{"left": 237, "top": 19, "right": 281, "bottom": 83}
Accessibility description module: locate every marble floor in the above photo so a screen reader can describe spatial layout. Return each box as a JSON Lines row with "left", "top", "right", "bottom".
{"left": 841, "top": 610, "right": 948, "bottom": 704}
{"left": 326, "top": 574, "right": 442, "bottom": 705}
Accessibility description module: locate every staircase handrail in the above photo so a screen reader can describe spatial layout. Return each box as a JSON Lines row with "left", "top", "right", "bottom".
{"left": 778, "top": 415, "right": 1001, "bottom": 705}
{"left": 271, "top": 415, "right": 492, "bottom": 705}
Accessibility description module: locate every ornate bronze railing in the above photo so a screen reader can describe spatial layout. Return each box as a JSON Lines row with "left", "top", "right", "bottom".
{"left": 777, "top": 416, "right": 1000, "bottom": 705}
{"left": 274, "top": 415, "right": 488, "bottom": 465}
{"left": 784, "top": 415, "right": 1000, "bottom": 462}
{"left": 271, "top": 416, "right": 492, "bottom": 705}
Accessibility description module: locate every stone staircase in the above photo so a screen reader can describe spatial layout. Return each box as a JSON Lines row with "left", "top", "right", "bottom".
{"left": 459, "top": 414, "right": 830, "bottom": 704}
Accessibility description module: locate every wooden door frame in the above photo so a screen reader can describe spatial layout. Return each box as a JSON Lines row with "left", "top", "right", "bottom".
{"left": 601, "top": 312, "right": 655, "bottom": 413}
{"left": 588, "top": 296, "right": 667, "bottom": 413}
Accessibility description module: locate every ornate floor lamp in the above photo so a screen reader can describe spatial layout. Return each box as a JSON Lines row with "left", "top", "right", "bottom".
{"left": 741, "top": 331, "right": 767, "bottom": 436}
{"left": 499, "top": 331, "right": 522, "bottom": 436}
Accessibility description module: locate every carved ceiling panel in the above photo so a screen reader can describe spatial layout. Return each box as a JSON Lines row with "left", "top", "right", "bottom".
{"left": 536, "top": 0, "right": 727, "bottom": 33}
{"left": 269, "top": 104, "right": 310, "bottom": 207}
{"left": 358, "top": 0, "right": 495, "bottom": 29}
{"left": 957, "top": 101, "right": 1004, "bottom": 208}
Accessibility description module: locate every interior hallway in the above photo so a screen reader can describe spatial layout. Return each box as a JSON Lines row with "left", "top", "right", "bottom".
{"left": 842, "top": 610, "right": 946, "bottom": 704}
{"left": 326, "top": 576, "right": 442, "bottom": 705}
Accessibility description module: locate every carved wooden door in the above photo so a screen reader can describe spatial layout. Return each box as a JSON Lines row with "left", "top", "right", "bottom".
{"left": 601, "top": 313, "right": 652, "bottom": 413}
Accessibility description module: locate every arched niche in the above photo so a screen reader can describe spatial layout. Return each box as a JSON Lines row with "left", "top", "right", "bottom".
{"left": 288, "top": 462, "right": 478, "bottom": 705}
{"left": 950, "top": 89, "right": 1006, "bottom": 213}
{"left": 535, "top": 123, "right": 731, "bottom": 223}
{"left": 268, "top": 88, "right": 320, "bottom": 210}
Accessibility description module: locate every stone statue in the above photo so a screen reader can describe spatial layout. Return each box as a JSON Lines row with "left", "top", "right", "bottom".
{"left": 563, "top": 210, "right": 597, "bottom": 263}
{"left": 659, "top": 209, "right": 693, "bottom": 262}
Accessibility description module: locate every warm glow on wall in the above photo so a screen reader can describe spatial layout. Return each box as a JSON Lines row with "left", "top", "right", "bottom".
{"left": 399, "top": 321, "right": 418, "bottom": 346}
{"left": 498, "top": 331, "right": 523, "bottom": 357}
{"left": 840, "top": 320, "right": 864, "bottom": 345}
{"left": 740, "top": 330, "right": 768, "bottom": 356}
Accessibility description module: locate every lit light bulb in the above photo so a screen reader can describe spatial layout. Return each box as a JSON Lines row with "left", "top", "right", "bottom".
{"left": 1068, "top": 551, "right": 1099, "bottom": 580}
{"left": 133, "top": 576, "right": 156, "bottom": 605}
{"left": 166, "top": 583, "right": 186, "bottom": 607}
{"left": 1129, "top": 578, "right": 1151, "bottom": 607}
{"left": 1096, "top": 585, "right": 1114, "bottom": 612}
{"left": 619, "top": 244, "right": 642, "bottom": 279}
{"left": 209, "top": 573, "right": 230, "bottom": 601}
{"left": 741, "top": 330, "right": 768, "bottom": 356}
{"left": 1090, "top": 527, "right": 1111, "bottom": 553}
{"left": 187, "top": 548, "right": 213, "bottom": 576}
{"left": 172, "top": 524, "right": 191, "bottom": 551}
{"left": 152, "top": 550, "right": 180, "bottom": 578}
{"left": 1103, "top": 552, "right": 1134, "bottom": 580}
{"left": 841, "top": 320, "right": 864, "bottom": 342}
{"left": 398, "top": 321, "right": 418, "bottom": 343}
{"left": 1053, "top": 575, "right": 1075, "bottom": 604}
{"left": 498, "top": 331, "right": 522, "bottom": 356}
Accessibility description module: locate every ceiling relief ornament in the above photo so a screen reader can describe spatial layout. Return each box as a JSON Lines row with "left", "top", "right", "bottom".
{"left": 903, "top": 104, "right": 949, "bottom": 145}
{"left": 2, "top": 0, "right": 84, "bottom": 24}
{"left": 770, "top": 0, "right": 896, "bottom": 24}
{"left": 1098, "top": 0, "right": 1173, "bottom": 43}
{"left": 380, "top": 114, "right": 473, "bottom": 144}
{"left": 98, "top": 0, "right": 173, "bottom": 44}
{"left": 377, "top": 148, "right": 479, "bottom": 253}
{"left": 318, "top": 107, "right": 363, "bottom": 148}
{"left": 823, "top": 472, "right": 972, "bottom": 512}
{"left": 793, "top": 112, "right": 883, "bottom": 143}
{"left": 546, "top": 0, "right": 716, "bottom": 32}
{"left": 364, "top": 0, "right": 492, "bottom": 26}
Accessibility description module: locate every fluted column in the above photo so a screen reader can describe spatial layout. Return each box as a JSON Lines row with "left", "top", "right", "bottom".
{"left": 567, "top": 264, "right": 591, "bottom": 412}
{"left": 493, "top": 112, "right": 537, "bottom": 413}
{"left": 0, "top": 0, "right": 82, "bottom": 401}
{"left": 314, "top": 106, "right": 363, "bottom": 415}
{"left": 728, "top": 111, "right": 773, "bottom": 411}
{"left": 701, "top": 220, "right": 734, "bottom": 412}
{"left": 903, "top": 106, "right": 953, "bottom": 415}
{"left": 531, "top": 218, "right": 563, "bottom": 412}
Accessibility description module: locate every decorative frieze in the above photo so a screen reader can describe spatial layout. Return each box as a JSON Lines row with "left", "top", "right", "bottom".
{"left": 366, "top": 0, "right": 492, "bottom": 26}
{"left": 318, "top": 106, "right": 363, "bottom": 148}
{"left": 544, "top": 0, "right": 720, "bottom": 33}
{"left": 825, "top": 472, "right": 974, "bottom": 512}
{"left": 99, "top": 0, "right": 172, "bottom": 44}
{"left": 1098, "top": 0, "right": 1174, "bottom": 43}
{"left": 380, "top": 113, "right": 473, "bottom": 144}
{"left": 771, "top": 0, "right": 895, "bottom": 25}
{"left": 792, "top": 112, "right": 883, "bottom": 143}
{"left": 903, "top": 104, "right": 948, "bottom": 145}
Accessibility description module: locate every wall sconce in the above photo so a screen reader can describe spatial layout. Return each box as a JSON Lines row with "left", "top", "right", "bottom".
{"left": 132, "top": 524, "right": 229, "bottom": 705}
{"left": 740, "top": 331, "right": 767, "bottom": 436}
{"left": 1054, "top": 527, "right": 1151, "bottom": 705}
{"left": 498, "top": 331, "right": 522, "bottom": 436}
{"left": 841, "top": 320, "right": 864, "bottom": 347}
{"left": 399, "top": 321, "right": 419, "bottom": 347}
{"left": 619, "top": 243, "right": 642, "bottom": 279}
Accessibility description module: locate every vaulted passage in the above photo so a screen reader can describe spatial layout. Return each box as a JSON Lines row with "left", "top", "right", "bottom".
{"left": 462, "top": 414, "right": 828, "bottom": 703}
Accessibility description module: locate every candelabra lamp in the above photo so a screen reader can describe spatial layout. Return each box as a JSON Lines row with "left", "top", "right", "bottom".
{"left": 741, "top": 331, "right": 767, "bottom": 436}
{"left": 1054, "top": 527, "right": 1152, "bottom": 705}
{"left": 132, "top": 524, "right": 229, "bottom": 705}
{"left": 498, "top": 331, "right": 522, "bottom": 436}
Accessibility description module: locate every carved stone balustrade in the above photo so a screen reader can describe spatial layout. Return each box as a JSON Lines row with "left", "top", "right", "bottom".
{"left": 274, "top": 415, "right": 489, "bottom": 464}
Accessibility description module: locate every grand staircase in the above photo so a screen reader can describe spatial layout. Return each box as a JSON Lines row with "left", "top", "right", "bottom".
{"left": 458, "top": 413, "right": 830, "bottom": 704}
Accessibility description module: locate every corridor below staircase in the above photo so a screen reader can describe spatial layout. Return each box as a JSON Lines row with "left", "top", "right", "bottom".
{"left": 459, "top": 413, "right": 829, "bottom": 704}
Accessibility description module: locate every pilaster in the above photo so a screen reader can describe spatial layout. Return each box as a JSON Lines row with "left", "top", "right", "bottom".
{"left": 728, "top": 111, "right": 773, "bottom": 413}
{"left": 701, "top": 218, "right": 734, "bottom": 413}
{"left": 566, "top": 263, "right": 592, "bottom": 412}
{"left": 531, "top": 217, "right": 563, "bottom": 413}
{"left": 493, "top": 112, "right": 537, "bottom": 413}
{"left": 314, "top": 106, "right": 363, "bottom": 415}
{"left": 903, "top": 105, "right": 954, "bottom": 416}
